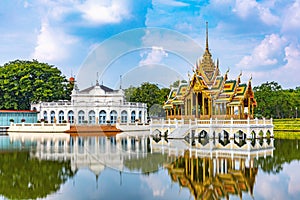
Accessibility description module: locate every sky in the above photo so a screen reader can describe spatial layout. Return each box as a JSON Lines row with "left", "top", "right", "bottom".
{"left": 1, "top": 0, "right": 300, "bottom": 89}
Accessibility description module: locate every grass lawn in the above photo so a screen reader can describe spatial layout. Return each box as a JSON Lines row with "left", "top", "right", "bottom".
{"left": 273, "top": 118, "right": 300, "bottom": 139}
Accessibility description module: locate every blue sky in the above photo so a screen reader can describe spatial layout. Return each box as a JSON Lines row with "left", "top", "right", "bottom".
{"left": 1, "top": 0, "right": 300, "bottom": 89}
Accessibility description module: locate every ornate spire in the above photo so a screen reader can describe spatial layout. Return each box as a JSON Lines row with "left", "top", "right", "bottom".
{"left": 206, "top": 21, "right": 209, "bottom": 51}
{"left": 119, "top": 75, "right": 122, "bottom": 90}
{"left": 96, "top": 72, "right": 99, "bottom": 86}
{"left": 237, "top": 70, "right": 242, "bottom": 84}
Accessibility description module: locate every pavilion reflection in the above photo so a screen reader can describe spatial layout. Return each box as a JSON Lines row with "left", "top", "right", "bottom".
{"left": 165, "top": 151, "right": 258, "bottom": 200}
{"left": 151, "top": 137, "right": 274, "bottom": 200}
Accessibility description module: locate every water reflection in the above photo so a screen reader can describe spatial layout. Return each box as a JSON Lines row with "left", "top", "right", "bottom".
{"left": 0, "top": 133, "right": 286, "bottom": 200}
{"left": 0, "top": 136, "right": 74, "bottom": 200}
{"left": 165, "top": 151, "right": 258, "bottom": 199}
{"left": 151, "top": 136, "right": 274, "bottom": 199}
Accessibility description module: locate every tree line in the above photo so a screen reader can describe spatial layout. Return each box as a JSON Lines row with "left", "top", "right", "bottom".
{"left": 0, "top": 60, "right": 299, "bottom": 119}
{"left": 253, "top": 81, "right": 300, "bottom": 119}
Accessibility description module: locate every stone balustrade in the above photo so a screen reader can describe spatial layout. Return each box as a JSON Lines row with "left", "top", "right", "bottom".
{"left": 8, "top": 122, "right": 70, "bottom": 133}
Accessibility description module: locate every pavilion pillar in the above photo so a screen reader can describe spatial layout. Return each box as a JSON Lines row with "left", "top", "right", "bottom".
{"left": 185, "top": 98, "right": 188, "bottom": 116}
{"left": 191, "top": 158, "right": 194, "bottom": 181}
{"left": 203, "top": 158, "right": 206, "bottom": 182}
{"left": 242, "top": 103, "right": 245, "bottom": 119}
{"left": 174, "top": 107, "right": 176, "bottom": 116}
{"left": 248, "top": 97, "right": 251, "bottom": 117}
{"left": 185, "top": 156, "right": 189, "bottom": 176}
{"left": 191, "top": 93, "right": 194, "bottom": 116}
{"left": 195, "top": 93, "right": 199, "bottom": 118}
{"left": 202, "top": 95, "right": 205, "bottom": 116}
{"left": 209, "top": 158, "right": 213, "bottom": 178}
{"left": 186, "top": 98, "right": 191, "bottom": 115}
{"left": 208, "top": 99, "right": 212, "bottom": 117}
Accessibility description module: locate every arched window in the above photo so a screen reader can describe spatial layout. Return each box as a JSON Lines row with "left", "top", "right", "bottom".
{"left": 121, "top": 110, "right": 127, "bottom": 123}
{"left": 68, "top": 110, "right": 74, "bottom": 124}
{"left": 139, "top": 111, "right": 142, "bottom": 122}
{"left": 110, "top": 110, "right": 117, "bottom": 124}
{"left": 78, "top": 110, "right": 85, "bottom": 124}
{"left": 43, "top": 111, "right": 47, "bottom": 122}
{"left": 58, "top": 110, "right": 64, "bottom": 123}
{"left": 88, "top": 110, "right": 95, "bottom": 124}
{"left": 50, "top": 111, "right": 55, "bottom": 123}
{"left": 99, "top": 110, "right": 106, "bottom": 124}
{"left": 131, "top": 111, "right": 136, "bottom": 123}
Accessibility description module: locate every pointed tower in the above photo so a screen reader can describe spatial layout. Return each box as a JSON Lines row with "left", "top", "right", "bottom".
{"left": 196, "top": 22, "right": 220, "bottom": 86}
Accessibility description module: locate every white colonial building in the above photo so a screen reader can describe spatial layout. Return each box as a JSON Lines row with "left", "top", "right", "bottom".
{"left": 31, "top": 82, "right": 148, "bottom": 125}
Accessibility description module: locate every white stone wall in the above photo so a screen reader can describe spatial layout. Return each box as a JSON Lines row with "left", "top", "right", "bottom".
{"left": 31, "top": 85, "right": 147, "bottom": 124}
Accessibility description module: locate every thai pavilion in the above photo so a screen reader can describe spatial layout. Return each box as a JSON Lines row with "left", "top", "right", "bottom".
{"left": 163, "top": 23, "right": 256, "bottom": 120}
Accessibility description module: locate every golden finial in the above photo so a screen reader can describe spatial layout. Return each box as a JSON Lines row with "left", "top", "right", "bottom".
{"left": 205, "top": 21, "right": 209, "bottom": 51}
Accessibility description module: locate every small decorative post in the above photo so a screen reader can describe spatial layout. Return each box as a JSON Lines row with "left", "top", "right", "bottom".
{"left": 9, "top": 119, "right": 14, "bottom": 126}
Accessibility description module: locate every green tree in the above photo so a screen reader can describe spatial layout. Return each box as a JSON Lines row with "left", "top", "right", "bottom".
{"left": 254, "top": 81, "right": 300, "bottom": 118}
{"left": 125, "top": 82, "right": 170, "bottom": 116}
{"left": 0, "top": 60, "right": 73, "bottom": 110}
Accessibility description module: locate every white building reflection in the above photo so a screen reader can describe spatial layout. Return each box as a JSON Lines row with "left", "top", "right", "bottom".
{"left": 8, "top": 133, "right": 274, "bottom": 199}
{"left": 11, "top": 134, "right": 149, "bottom": 175}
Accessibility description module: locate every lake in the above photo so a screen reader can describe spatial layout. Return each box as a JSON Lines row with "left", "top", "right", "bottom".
{"left": 0, "top": 133, "right": 299, "bottom": 200}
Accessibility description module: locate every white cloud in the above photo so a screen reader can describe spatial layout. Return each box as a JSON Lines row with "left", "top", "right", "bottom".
{"left": 232, "top": 0, "right": 257, "bottom": 18}
{"left": 140, "top": 173, "right": 169, "bottom": 197}
{"left": 139, "top": 46, "right": 168, "bottom": 66}
{"left": 282, "top": 0, "right": 300, "bottom": 33}
{"left": 258, "top": 6, "right": 280, "bottom": 25}
{"left": 77, "top": 0, "right": 131, "bottom": 25}
{"left": 32, "top": 21, "right": 78, "bottom": 62}
{"left": 250, "top": 43, "right": 300, "bottom": 88}
{"left": 153, "top": 0, "right": 189, "bottom": 7}
{"left": 237, "top": 34, "right": 287, "bottom": 69}
{"left": 255, "top": 172, "right": 288, "bottom": 200}
{"left": 233, "top": 0, "right": 279, "bottom": 25}
{"left": 33, "top": 0, "right": 132, "bottom": 25}
{"left": 24, "top": 1, "right": 29, "bottom": 8}
{"left": 175, "top": 22, "right": 194, "bottom": 32}
{"left": 284, "top": 161, "right": 300, "bottom": 195}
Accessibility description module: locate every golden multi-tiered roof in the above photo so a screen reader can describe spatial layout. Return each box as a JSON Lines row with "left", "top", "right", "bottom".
{"left": 164, "top": 23, "right": 256, "bottom": 119}
{"left": 165, "top": 150, "right": 258, "bottom": 200}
